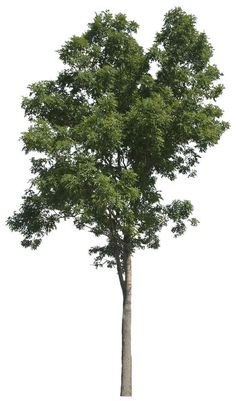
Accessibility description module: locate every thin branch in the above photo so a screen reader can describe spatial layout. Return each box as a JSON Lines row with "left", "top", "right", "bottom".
{"left": 115, "top": 252, "right": 126, "bottom": 297}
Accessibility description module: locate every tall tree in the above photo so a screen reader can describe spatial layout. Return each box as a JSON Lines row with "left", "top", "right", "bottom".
{"left": 7, "top": 8, "right": 228, "bottom": 397}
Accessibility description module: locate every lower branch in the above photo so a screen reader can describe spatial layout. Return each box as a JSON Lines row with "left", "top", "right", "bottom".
{"left": 115, "top": 252, "right": 125, "bottom": 297}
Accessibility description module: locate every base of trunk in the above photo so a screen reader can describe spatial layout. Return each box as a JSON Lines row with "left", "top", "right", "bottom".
{"left": 120, "top": 255, "right": 132, "bottom": 397}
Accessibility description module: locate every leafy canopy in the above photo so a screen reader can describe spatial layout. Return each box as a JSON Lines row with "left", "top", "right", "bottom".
{"left": 8, "top": 8, "right": 228, "bottom": 270}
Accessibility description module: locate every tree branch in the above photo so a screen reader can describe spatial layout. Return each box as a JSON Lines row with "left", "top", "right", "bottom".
{"left": 115, "top": 251, "right": 126, "bottom": 297}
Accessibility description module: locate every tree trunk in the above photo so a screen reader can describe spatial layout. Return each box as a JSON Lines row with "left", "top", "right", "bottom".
{"left": 120, "top": 254, "right": 132, "bottom": 397}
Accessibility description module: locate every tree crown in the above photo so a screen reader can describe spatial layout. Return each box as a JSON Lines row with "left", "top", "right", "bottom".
{"left": 8, "top": 8, "right": 229, "bottom": 269}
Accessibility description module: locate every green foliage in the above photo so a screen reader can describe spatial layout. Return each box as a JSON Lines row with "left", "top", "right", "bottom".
{"left": 7, "top": 8, "right": 228, "bottom": 270}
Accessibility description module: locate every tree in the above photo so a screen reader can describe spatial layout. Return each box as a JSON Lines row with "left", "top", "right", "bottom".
{"left": 7, "top": 7, "right": 228, "bottom": 397}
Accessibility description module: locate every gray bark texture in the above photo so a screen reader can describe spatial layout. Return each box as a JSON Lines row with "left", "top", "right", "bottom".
{"left": 120, "top": 254, "right": 132, "bottom": 397}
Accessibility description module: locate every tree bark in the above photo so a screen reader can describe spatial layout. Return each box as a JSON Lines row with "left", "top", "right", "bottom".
{"left": 120, "top": 254, "right": 132, "bottom": 397}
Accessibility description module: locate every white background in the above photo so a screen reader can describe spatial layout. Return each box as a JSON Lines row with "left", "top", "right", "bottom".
{"left": 0, "top": 0, "right": 235, "bottom": 400}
